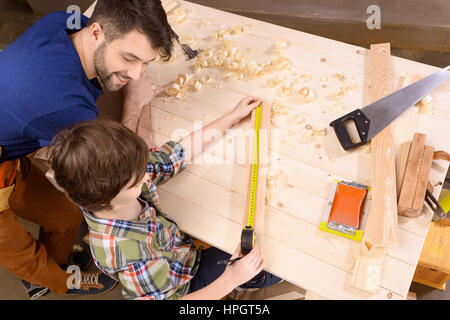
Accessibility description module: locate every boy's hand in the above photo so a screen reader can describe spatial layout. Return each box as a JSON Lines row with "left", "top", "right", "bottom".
{"left": 225, "top": 243, "right": 264, "bottom": 288}
{"left": 231, "top": 96, "right": 262, "bottom": 122}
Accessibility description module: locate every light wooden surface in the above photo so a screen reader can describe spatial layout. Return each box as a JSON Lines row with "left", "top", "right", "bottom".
{"left": 92, "top": 1, "right": 450, "bottom": 299}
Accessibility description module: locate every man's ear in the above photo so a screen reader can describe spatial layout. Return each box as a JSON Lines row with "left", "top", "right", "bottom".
{"left": 89, "top": 22, "right": 105, "bottom": 44}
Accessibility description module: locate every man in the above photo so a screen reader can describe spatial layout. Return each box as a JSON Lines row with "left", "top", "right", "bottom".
{"left": 0, "top": 0, "right": 174, "bottom": 297}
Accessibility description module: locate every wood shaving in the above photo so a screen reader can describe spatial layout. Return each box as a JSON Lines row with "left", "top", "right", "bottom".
{"left": 334, "top": 72, "right": 345, "bottom": 81}
{"left": 176, "top": 73, "right": 190, "bottom": 86}
{"left": 298, "top": 87, "right": 316, "bottom": 102}
{"left": 270, "top": 100, "right": 289, "bottom": 119}
{"left": 242, "top": 24, "right": 252, "bottom": 32}
{"left": 174, "top": 7, "right": 187, "bottom": 24}
{"left": 417, "top": 94, "right": 432, "bottom": 114}
{"left": 273, "top": 39, "right": 289, "bottom": 54}
{"left": 179, "top": 35, "right": 196, "bottom": 45}
{"left": 193, "top": 80, "right": 202, "bottom": 91}
{"left": 200, "top": 19, "right": 213, "bottom": 26}
{"left": 345, "top": 82, "right": 357, "bottom": 91}
{"left": 232, "top": 25, "right": 242, "bottom": 35}
{"left": 282, "top": 85, "right": 296, "bottom": 96}
{"left": 295, "top": 74, "right": 312, "bottom": 83}
{"left": 266, "top": 76, "right": 285, "bottom": 88}
{"left": 200, "top": 75, "right": 212, "bottom": 83}
{"left": 329, "top": 86, "right": 348, "bottom": 101}
{"left": 166, "top": 83, "right": 181, "bottom": 98}
{"left": 299, "top": 124, "right": 328, "bottom": 143}
{"left": 165, "top": 73, "right": 194, "bottom": 99}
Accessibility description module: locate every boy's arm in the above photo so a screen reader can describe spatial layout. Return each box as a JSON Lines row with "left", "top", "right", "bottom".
{"left": 181, "top": 269, "right": 236, "bottom": 300}
{"left": 179, "top": 96, "right": 261, "bottom": 163}
{"left": 147, "top": 141, "right": 186, "bottom": 185}
{"left": 182, "top": 244, "right": 264, "bottom": 300}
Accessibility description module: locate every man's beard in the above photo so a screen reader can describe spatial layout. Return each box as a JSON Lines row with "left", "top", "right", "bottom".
{"left": 93, "top": 41, "right": 127, "bottom": 91}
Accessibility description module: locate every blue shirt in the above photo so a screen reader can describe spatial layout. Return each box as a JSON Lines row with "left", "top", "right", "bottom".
{"left": 0, "top": 12, "right": 102, "bottom": 162}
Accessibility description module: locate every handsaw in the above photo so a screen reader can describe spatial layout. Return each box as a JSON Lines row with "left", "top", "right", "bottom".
{"left": 330, "top": 66, "right": 450, "bottom": 150}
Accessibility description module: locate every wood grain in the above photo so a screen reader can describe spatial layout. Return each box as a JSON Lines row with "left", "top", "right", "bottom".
{"left": 363, "top": 43, "right": 399, "bottom": 248}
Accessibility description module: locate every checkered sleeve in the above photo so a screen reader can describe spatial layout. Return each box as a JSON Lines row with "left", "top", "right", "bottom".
{"left": 147, "top": 141, "right": 186, "bottom": 185}
{"left": 118, "top": 260, "right": 188, "bottom": 300}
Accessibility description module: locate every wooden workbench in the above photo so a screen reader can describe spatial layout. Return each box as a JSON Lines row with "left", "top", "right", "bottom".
{"left": 96, "top": 1, "right": 450, "bottom": 299}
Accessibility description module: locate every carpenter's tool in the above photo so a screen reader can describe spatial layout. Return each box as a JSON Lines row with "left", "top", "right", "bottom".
{"left": 241, "top": 103, "right": 263, "bottom": 255}
{"left": 397, "top": 133, "right": 434, "bottom": 218}
{"left": 436, "top": 192, "right": 450, "bottom": 225}
{"left": 427, "top": 189, "right": 447, "bottom": 222}
{"left": 397, "top": 134, "right": 449, "bottom": 221}
{"left": 330, "top": 65, "right": 450, "bottom": 150}
{"left": 319, "top": 181, "right": 370, "bottom": 242}
{"left": 171, "top": 29, "right": 200, "bottom": 60}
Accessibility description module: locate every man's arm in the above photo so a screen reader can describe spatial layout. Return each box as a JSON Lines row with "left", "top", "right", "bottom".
{"left": 122, "top": 71, "right": 156, "bottom": 145}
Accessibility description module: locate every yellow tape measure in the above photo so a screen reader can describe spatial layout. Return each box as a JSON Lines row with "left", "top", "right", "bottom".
{"left": 241, "top": 102, "right": 262, "bottom": 255}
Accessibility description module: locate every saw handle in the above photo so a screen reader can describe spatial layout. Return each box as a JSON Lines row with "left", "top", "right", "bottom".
{"left": 329, "top": 109, "right": 371, "bottom": 150}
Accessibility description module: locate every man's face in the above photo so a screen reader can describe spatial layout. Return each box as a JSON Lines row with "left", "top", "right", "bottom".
{"left": 93, "top": 29, "right": 158, "bottom": 91}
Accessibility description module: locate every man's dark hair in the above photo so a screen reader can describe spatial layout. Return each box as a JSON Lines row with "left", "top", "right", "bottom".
{"left": 86, "top": 0, "right": 174, "bottom": 60}
{"left": 49, "top": 120, "right": 149, "bottom": 212}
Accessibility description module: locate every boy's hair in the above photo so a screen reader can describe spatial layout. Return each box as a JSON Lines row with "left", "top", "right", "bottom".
{"left": 86, "top": 0, "right": 174, "bottom": 60}
{"left": 49, "top": 120, "right": 149, "bottom": 212}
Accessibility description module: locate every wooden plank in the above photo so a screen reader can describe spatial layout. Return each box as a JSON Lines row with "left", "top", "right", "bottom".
{"left": 363, "top": 43, "right": 399, "bottom": 248}
{"left": 351, "top": 43, "right": 396, "bottom": 294}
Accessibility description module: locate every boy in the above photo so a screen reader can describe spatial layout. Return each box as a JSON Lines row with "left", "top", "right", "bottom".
{"left": 49, "top": 96, "right": 282, "bottom": 299}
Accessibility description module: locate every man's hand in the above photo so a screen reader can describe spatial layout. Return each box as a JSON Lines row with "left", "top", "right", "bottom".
{"left": 122, "top": 71, "right": 156, "bottom": 132}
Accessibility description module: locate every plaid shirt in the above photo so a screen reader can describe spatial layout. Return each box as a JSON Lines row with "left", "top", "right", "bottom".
{"left": 82, "top": 141, "right": 199, "bottom": 300}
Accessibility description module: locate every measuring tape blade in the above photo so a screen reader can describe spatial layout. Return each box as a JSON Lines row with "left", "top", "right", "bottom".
{"left": 241, "top": 102, "right": 262, "bottom": 254}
